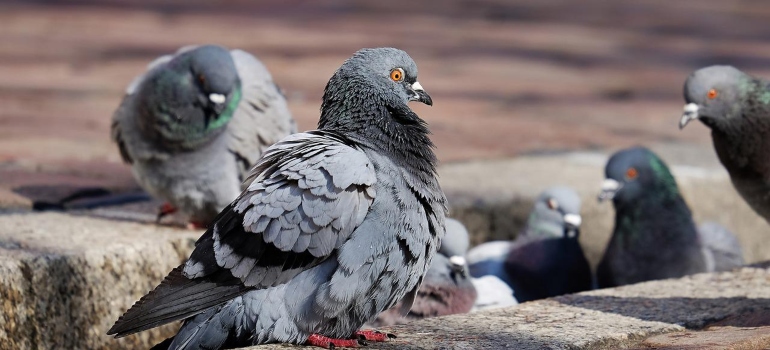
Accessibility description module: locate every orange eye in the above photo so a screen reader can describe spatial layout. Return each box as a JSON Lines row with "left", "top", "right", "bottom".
{"left": 707, "top": 88, "right": 718, "bottom": 99}
{"left": 390, "top": 68, "right": 404, "bottom": 82}
{"left": 546, "top": 198, "right": 559, "bottom": 210}
{"left": 625, "top": 167, "right": 638, "bottom": 180}
{"left": 198, "top": 74, "right": 206, "bottom": 84}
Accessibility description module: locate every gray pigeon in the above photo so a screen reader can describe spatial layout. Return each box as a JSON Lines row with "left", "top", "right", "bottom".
{"left": 467, "top": 186, "right": 591, "bottom": 302}
{"left": 680, "top": 65, "right": 770, "bottom": 225}
{"left": 108, "top": 47, "right": 446, "bottom": 350}
{"left": 597, "top": 147, "right": 744, "bottom": 288}
{"left": 111, "top": 45, "right": 296, "bottom": 227}
{"left": 443, "top": 218, "right": 517, "bottom": 311}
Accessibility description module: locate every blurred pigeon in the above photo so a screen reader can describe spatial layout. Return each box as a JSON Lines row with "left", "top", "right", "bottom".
{"left": 680, "top": 65, "right": 770, "bottom": 224}
{"left": 698, "top": 221, "right": 744, "bottom": 272}
{"left": 467, "top": 186, "right": 592, "bottom": 302}
{"left": 596, "top": 147, "right": 744, "bottom": 288}
{"left": 368, "top": 253, "right": 476, "bottom": 327}
{"left": 111, "top": 45, "right": 296, "bottom": 227}
{"left": 108, "top": 48, "right": 446, "bottom": 350}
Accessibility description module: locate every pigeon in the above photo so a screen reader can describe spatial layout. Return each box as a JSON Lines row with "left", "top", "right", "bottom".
{"left": 367, "top": 253, "right": 477, "bottom": 327}
{"left": 596, "top": 146, "right": 744, "bottom": 288}
{"left": 680, "top": 65, "right": 770, "bottom": 225}
{"left": 467, "top": 186, "right": 592, "bottom": 303}
{"left": 442, "top": 218, "right": 517, "bottom": 310}
{"left": 108, "top": 47, "right": 446, "bottom": 350}
{"left": 111, "top": 45, "right": 296, "bottom": 227}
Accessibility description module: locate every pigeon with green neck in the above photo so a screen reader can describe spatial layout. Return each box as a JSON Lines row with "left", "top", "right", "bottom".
{"left": 597, "top": 147, "right": 743, "bottom": 288}
{"left": 112, "top": 45, "right": 296, "bottom": 227}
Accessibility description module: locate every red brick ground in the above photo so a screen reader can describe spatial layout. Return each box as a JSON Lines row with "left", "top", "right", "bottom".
{"left": 3, "top": 0, "right": 770, "bottom": 192}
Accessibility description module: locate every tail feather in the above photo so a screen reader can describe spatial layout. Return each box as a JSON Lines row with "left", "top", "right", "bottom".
{"left": 108, "top": 265, "right": 249, "bottom": 338}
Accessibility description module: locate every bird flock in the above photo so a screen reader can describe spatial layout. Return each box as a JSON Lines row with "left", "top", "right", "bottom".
{"left": 102, "top": 45, "right": 757, "bottom": 349}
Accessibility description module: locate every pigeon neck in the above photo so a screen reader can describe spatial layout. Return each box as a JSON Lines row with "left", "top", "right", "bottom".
{"left": 614, "top": 194, "right": 698, "bottom": 248}
{"left": 319, "top": 97, "right": 438, "bottom": 177}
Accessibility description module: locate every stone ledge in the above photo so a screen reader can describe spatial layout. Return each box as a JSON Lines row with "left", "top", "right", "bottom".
{"left": 0, "top": 213, "right": 199, "bottom": 350}
{"left": 241, "top": 264, "right": 770, "bottom": 350}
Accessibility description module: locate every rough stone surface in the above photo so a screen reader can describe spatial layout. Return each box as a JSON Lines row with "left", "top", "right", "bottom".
{"left": 635, "top": 326, "right": 770, "bottom": 350}
{"left": 237, "top": 264, "right": 770, "bottom": 350}
{"left": 440, "top": 146, "right": 770, "bottom": 267}
{"left": 0, "top": 213, "right": 199, "bottom": 350}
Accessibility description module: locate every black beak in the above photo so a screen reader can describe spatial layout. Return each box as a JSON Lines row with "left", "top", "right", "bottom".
{"left": 410, "top": 81, "right": 433, "bottom": 106}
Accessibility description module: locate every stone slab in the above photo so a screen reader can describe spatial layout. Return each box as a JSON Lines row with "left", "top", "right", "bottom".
{"left": 239, "top": 264, "right": 770, "bottom": 350}
{"left": 0, "top": 212, "right": 200, "bottom": 350}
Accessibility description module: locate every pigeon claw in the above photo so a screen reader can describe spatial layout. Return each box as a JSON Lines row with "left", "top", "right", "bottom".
{"left": 306, "top": 334, "right": 364, "bottom": 349}
{"left": 356, "top": 329, "right": 396, "bottom": 342}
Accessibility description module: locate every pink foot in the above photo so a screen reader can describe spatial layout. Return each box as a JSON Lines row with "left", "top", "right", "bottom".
{"left": 306, "top": 334, "right": 362, "bottom": 348}
{"left": 185, "top": 221, "right": 207, "bottom": 230}
{"left": 355, "top": 330, "right": 396, "bottom": 342}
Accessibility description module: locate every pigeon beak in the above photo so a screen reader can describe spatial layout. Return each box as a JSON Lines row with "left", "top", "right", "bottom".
{"left": 209, "top": 93, "right": 226, "bottom": 105}
{"left": 562, "top": 213, "right": 582, "bottom": 238}
{"left": 679, "top": 103, "right": 699, "bottom": 129}
{"left": 563, "top": 213, "right": 582, "bottom": 228}
{"left": 598, "top": 178, "right": 622, "bottom": 202}
{"left": 410, "top": 81, "right": 433, "bottom": 106}
{"left": 449, "top": 255, "right": 467, "bottom": 277}
{"left": 207, "top": 93, "right": 228, "bottom": 116}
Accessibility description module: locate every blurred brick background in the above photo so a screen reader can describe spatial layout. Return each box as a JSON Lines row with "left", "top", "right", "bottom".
{"left": 2, "top": 0, "right": 770, "bottom": 193}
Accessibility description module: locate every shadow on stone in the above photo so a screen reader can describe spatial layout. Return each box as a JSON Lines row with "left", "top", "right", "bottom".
{"left": 555, "top": 294, "right": 770, "bottom": 329}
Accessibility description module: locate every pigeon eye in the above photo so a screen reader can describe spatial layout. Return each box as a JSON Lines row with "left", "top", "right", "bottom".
{"left": 546, "top": 198, "right": 559, "bottom": 210}
{"left": 707, "top": 88, "right": 718, "bottom": 99}
{"left": 390, "top": 68, "right": 404, "bottom": 82}
{"left": 625, "top": 167, "right": 638, "bottom": 180}
{"left": 198, "top": 74, "right": 206, "bottom": 84}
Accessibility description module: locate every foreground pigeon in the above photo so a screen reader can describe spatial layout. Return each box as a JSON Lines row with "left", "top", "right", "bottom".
{"left": 108, "top": 48, "right": 445, "bottom": 349}
{"left": 111, "top": 45, "right": 296, "bottom": 227}
{"left": 467, "top": 187, "right": 592, "bottom": 302}
{"left": 680, "top": 65, "right": 770, "bottom": 225}
{"left": 597, "top": 147, "right": 743, "bottom": 288}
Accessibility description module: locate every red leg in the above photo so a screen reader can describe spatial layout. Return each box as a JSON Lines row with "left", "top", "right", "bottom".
{"left": 356, "top": 330, "right": 396, "bottom": 342}
{"left": 156, "top": 202, "right": 177, "bottom": 222}
{"left": 305, "top": 334, "right": 363, "bottom": 348}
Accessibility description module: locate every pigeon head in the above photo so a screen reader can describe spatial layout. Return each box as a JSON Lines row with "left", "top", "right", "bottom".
{"left": 187, "top": 45, "right": 242, "bottom": 116}
{"left": 680, "top": 65, "right": 750, "bottom": 130}
{"left": 319, "top": 48, "right": 432, "bottom": 131}
{"left": 525, "top": 186, "right": 582, "bottom": 239}
{"left": 137, "top": 45, "right": 242, "bottom": 150}
{"left": 598, "top": 147, "right": 680, "bottom": 208}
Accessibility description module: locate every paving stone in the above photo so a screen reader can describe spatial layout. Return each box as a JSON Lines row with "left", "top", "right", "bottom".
{"left": 0, "top": 213, "right": 200, "bottom": 350}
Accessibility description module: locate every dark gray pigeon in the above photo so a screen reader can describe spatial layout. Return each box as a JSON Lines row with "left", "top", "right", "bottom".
{"left": 111, "top": 45, "right": 296, "bottom": 227}
{"left": 680, "top": 65, "right": 770, "bottom": 225}
{"left": 597, "top": 147, "right": 744, "bottom": 288}
{"left": 108, "top": 47, "right": 446, "bottom": 350}
{"left": 467, "top": 186, "right": 592, "bottom": 302}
